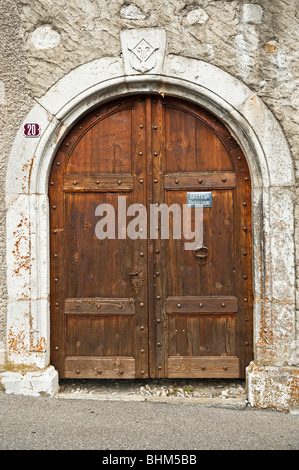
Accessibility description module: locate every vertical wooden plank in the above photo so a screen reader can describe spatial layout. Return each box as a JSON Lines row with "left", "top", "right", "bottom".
{"left": 150, "top": 95, "right": 168, "bottom": 377}
{"left": 49, "top": 147, "right": 68, "bottom": 376}
{"left": 132, "top": 96, "right": 149, "bottom": 378}
{"left": 234, "top": 149, "right": 253, "bottom": 377}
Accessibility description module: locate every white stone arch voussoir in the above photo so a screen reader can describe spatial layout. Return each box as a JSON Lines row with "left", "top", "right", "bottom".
{"left": 5, "top": 47, "right": 296, "bottom": 404}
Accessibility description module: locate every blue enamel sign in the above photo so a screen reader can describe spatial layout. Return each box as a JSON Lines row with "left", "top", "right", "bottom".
{"left": 187, "top": 192, "right": 212, "bottom": 208}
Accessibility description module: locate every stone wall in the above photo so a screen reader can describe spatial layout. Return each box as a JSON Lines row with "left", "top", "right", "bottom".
{"left": 0, "top": 0, "right": 298, "bottom": 406}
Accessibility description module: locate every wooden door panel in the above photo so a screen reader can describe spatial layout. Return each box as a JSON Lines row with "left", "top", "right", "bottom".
{"left": 165, "top": 105, "right": 233, "bottom": 172}
{"left": 66, "top": 317, "right": 135, "bottom": 356}
{"left": 162, "top": 97, "right": 252, "bottom": 378}
{"left": 50, "top": 96, "right": 149, "bottom": 378}
{"left": 167, "top": 356, "right": 240, "bottom": 378}
{"left": 66, "top": 108, "right": 133, "bottom": 174}
{"left": 165, "top": 190, "right": 235, "bottom": 297}
{"left": 50, "top": 95, "right": 253, "bottom": 379}
{"left": 64, "top": 356, "right": 136, "bottom": 379}
{"left": 65, "top": 192, "right": 134, "bottom": 299}
{"left": 168, "top": 315, "right": 237, "bottom": 356}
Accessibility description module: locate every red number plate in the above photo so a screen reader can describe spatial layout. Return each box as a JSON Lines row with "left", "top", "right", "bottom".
{"left": 23, "top": 123, "right": 40, "bottom": 137}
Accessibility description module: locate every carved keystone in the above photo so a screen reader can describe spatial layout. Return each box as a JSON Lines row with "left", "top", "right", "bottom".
{"left": 121, "top": 28, "right": 167, "bottom": 75}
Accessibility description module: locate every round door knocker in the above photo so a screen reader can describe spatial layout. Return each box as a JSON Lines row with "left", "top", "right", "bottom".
{"left": 194, "top": 245, "right": 209, "bottom": 265}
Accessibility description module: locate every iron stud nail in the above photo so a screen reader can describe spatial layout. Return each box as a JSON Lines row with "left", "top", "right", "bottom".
{"left": 201, "top": 366, "right": 206, "bottom": 370}
{"left": 154, "top": 178, "right": 158, "bottom": 183}
{"left": 73, "top": 181, "right": 77, "bottom": 185}
{"left": 139, "top": 124, "right": 143, "bottom": 128}
{"left": 243, "top": 226, "right": 247, "bottom": 231}
{"left": 177, "top": 303, "right": 181, "bottom": 308}
{"left": 97, "top": 305, "right": 101, "bottom": 309}
{"left": 243, "top": 251, "right": 247, "bottom": 256}
{"left": 119, "top": 369, "right": 124, "bottom": 375}
{"left": 54, "top": 253, "right": 58, "bottom": 258}
{"left": 221, "top": 303, "right": 225, "bottom": 307}
{"left": 174, "top": 179, "right": 179, "bottom": 184}
{"left": 141, "top": 348, "right": 145, "bottom": 353}
{"left": 141, "top": 370, "right": 145, "bottom": 375}
{"left": 55, "top": 346, "right": 59, "bottom": 351}
{"left": 76, "top": 370, "right": 80, "bottom": 374}
{"left": 55, "top": 303, "right": 58, "bottom": 307}
{"left": 199, "top": 303, "right": 203, "bottom": 307}
{"left": 223, "top": 366, "right": 228, "bottom": 371}
{"left": 118, "top": 180, "right": 122, "bottom": 185}
{"left": 50, "top": 181, "right": 54, "bottom": 185}
{"left": 53, "top": 230, "right": 57, "bottom": 234}
{"left": 157, "top": 319, "right": 161, "bottom": 323}
{"left": 245, "top": 176, "right": 249, "bottom": 181}
{"left": 140, "top": 302, "right": 144, "bottom": 307}
{"left": 139, "top": 179, "right": 143, "bottom": 183}
{"left": 154, "top": 152, "right": 158, "bottom": 156}
{"left": 198, "top": 179, "right": 203, "bottom": 184}
{"left": 243, "top": 274, "right": 248, "bottom": 280}
{"left": 52, "top": 205, "right": 56, "bottom": 210}
{"left": 157, "top": 342, "right": 161, "bottom": 347}
{"left": 158, "top": 366, "right": 162, "bottom": 370}
{"left": 118, "top": 305, "right": 122, "bottom": 309}
{"left": 222, "top": 178, "right": 226, "bottom": 182}
{"left": 156, "top": 295, "right": 161, "bottom": 300}
{"left": 155, "top": 249, "right": 160, "bottom": 254}
{"left": 140, "top": 325, "right": 145, "bottom": 330}
{"left": 97, "top": 370, "right": 102, "bottom": 374}
{"left": 243, "top": 202, "right": 247, "bottom": 206}
{"left": 96, "top": 180, "right": 100, "bottom": 185}
{"left": 54, "top": 278, "right": 58, "bottom": 282}
{"left": 140, "top": 252, "right": 144, "bottom": 257}
{"left": 56, "top": 162, "right": 60, "bottom": 166}
{"left": 156, "top": 271, "right": 160, "bottom": 276}
{"left": 153, "top": 125, "right": 157, "bottom": 130}
{"left": 139, "top": 151, "right": 143, "bottom": 156}
{"left": 66, "top": 142, "right": 70, "bottom": 146}
{"left": 244, "top": 298, "right": 248, "bottom": 302}
{"left": 245, "top": 341, "right": 249, "bottom": 346}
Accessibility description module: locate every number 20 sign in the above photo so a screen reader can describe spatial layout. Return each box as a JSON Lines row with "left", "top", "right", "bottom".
{"left": 23, "top": 123, "right": 41, "bottom": 138}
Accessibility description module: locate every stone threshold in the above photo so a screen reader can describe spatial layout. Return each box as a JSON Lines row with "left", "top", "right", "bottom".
{"left": 56, "top": 378, "right": 248, "bottom": 409}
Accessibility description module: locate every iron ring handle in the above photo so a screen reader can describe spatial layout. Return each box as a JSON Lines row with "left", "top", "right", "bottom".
{"left": 194, "top": 245, "right": 209, "bottom": 259}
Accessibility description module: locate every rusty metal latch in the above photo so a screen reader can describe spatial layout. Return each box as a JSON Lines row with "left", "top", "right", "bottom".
{"left": 127, "top": 266, "right": 144, "bottom": 294}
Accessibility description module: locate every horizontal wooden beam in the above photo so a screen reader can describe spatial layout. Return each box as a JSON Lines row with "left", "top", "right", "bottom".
{"left": 166, "top": 296, "right": 238, "bottom": 314}
{"left": 63, "top": 173, "right": 134, "bottom": 191}
{"left": 65, "top": 356, "right": 136, "bottom": 378}
{"left": 164, "top": 171, "right": 236, "bottom": 190}
{"left": 167, "top": 356, "right": 240, "bottom": 378}
{"left": 65, "top": 297, "right": 135, "bottom": 315}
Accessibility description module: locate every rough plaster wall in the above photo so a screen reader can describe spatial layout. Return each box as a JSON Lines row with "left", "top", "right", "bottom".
{"left": 0, "top": 1, "right": 33, "bottom": 358}
{"left": 0, "top": 0, "right": 298, "bottom": 348}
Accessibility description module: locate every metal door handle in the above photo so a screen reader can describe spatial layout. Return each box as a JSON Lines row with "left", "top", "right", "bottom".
{"left": 194, "top": 245, "right": 209, "bottom": 265}
{"left": 127, "top": 272, "right": 138, "bottom": 277}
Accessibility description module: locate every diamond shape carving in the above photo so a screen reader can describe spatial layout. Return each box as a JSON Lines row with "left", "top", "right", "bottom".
{"left": 132, "top": 39, "right": 155, "bottom": 62}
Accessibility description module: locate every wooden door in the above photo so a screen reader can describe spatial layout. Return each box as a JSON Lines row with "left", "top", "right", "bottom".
{"left": 50, "top": 95, "right": 253, "bottom": 379}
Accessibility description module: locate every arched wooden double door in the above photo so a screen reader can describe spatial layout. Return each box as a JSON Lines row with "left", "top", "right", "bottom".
{"left": 50, "top": 95, "right": 253, "bottom": 379}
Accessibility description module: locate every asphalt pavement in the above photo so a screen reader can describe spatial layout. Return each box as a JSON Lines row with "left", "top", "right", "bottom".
{"left": 0, "top": 391, "right": 298, "bottom": 451}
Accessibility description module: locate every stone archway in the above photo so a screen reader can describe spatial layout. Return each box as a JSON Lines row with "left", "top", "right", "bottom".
{"left": 2, "top": 29, "right": 297, "bottom": 409}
